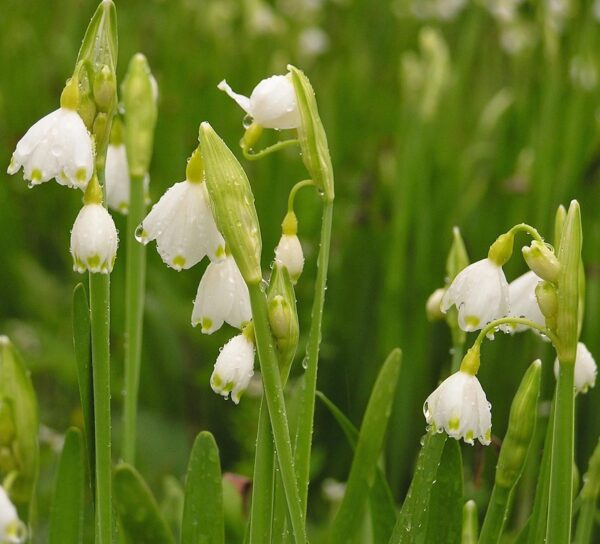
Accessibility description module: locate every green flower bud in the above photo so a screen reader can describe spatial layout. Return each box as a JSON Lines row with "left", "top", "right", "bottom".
{"left": 78, "top": 91, "right": 97, "bottom": 131}
{"left": 522, "top": 241, "right": 560, "bottom": 283}
{"left": 240, "top": 122, "right": 263, "bottom": 152}
{"left": 554, "top": 204, "right": 567, "bottom": 252}
{"left": 93, "top": 64, "right": 117, "bottom": 113}
{"left": 0, "top": 337, "right": 39, "bottom": 506}
{"left": 287, "top": 65, "right": 334, "bottom": 202}
{"left": 122, "top": 53, "right": 158, "bottom": 178}
{"left": 0, "top": 446, "right": 16, "bottom": 473}
{"left": 556, "top": 200, "right": 582, "bottom": 363}
{"left": 0, "top": 400, "right": 16, "bottom": 446}
{"left": 488, "top": 232, "right": 514, "bottom": 266}
{"left": 535, "top": 281, "right": 558, "bottom": 320}
{"left": 495, "top": 360, "right": 541, "bottom": 489}
{"left": 199, "top": 122, "right": 262, "bottom": 285}
{"left": 267, "top": 264, "right": 299, "bottom": 382}
{"left": 93, "top": 112, "right": 110, "bottom": 171}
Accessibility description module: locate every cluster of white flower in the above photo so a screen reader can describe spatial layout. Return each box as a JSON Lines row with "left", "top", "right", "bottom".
{"left": 0, "top": 486, "right": 26, "bottom": 544}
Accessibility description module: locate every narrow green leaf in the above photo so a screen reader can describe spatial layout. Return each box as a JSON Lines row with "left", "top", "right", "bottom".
{"left": 181, "top": 431, "right": 224, "bottom": 544}
{"left": 114, "top": 463, "right": 175, "bottom": 544}
{"left": 462, "top": 500, "right": 479, "bottom": 544}
{"left": 75, "top": 0, "right": 118, "bottom": 71}
{"left": 72, "top": 283, "right": 94, "bottom": 489}
{"left": 389, "top": 432, "right": 447, "bottom": 543}
{"left": 49, "top": 428, "right": 85, "bottom": 544}
{"left": 316, "top": 391, "right": 397, "bottom": 542}
{"left": 423, "top": 439, "right": 463, "bottom": 543}
{"left": 329, "top": 348, "right": 401, "bottom": 543}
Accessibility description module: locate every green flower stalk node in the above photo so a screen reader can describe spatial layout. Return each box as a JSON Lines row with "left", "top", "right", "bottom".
{"left": 487, "top": 232, "right": 514, "bottom": 266}
{"left": 459, "top": 345, "right": 480, "bottom": 376}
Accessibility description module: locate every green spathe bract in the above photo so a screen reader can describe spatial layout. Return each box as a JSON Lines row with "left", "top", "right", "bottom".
{"left": 199, "top": 123, "right": 262, "bottom": 285}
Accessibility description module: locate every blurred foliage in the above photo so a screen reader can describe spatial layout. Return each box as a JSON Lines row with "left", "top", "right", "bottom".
{"left": 1, "top": 0, "right": 600, "bottom": 539}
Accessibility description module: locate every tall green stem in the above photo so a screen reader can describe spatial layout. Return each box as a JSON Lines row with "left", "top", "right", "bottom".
{"left": 247, "top": 283, "right": 306, "bottom": 544}
{"left": 293, "top": 199, "right": 333, "bottom": 514}
{"left": 122, "top": 176, "right": 147, "bottom": 464}
{"left": 479, "top": 484, "right": 511, "bottom": 543}
{"left": 547, "top": 362, "right": 575, "bottom": 543}
{"left": 89, "top": 272, "right": 112, "bottom": 544}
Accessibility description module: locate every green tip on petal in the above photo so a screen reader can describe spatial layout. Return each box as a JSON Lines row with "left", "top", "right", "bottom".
{"left": 449, "top": 417, "right": 460, "bottom": 431}
{"left": 201, "top": 318, "right": 213, "bottom": 332}
{"left": 172, "top": 255, "right": 186, "bottom": 270}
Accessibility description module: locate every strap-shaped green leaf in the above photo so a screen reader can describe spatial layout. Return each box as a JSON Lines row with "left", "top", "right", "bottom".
{"left": 181, "top": 431, "right": 224, "bottom": 544}
{"left": 72, "top": 283, "right": 95, "bottom": 490}
{"left": 329, "top": 348, "right": 401, "bottom": 543}
{"left": 49, "top": 428, "right": 85, "bottom": 544}
{"left": 114, "top": 463, "right": 174, "bottom": 544}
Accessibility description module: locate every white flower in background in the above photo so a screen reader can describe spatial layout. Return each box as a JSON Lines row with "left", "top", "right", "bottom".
{"left": 298, "top": 27, "right": 330, "bottom": 59}
{"left": 504, "top": 271, "right": 544, "bottom": 333}
{"left": 218, "top": 74, "right": 301, "bottom": 129}
{"left": 275, "top": 234, "right": 304, "bottom": 283}
{"left": 192, "top": 255, "right": 252, "bottom": 334}
{"left": 70, "top": 203, "right": 119, "bottom": 274}
{"left": 105, "top": 143, "right": 150, "bottom": 214}
{"left": 424, "top": 370, "right": 492, "bottom": 445}
{"left": 441, "top": 258, "right": 510, "bottom": 332}
{"left": 211, "top": 332, "right": 255, "bottom": 404}
{"left": 137, "top": 179, "right": 225, "bottom": 271}
{"left": 0, "top": 486, "right": 27, "bottom": 544}
{"left": 7, "top": 108, "right": 94, "bottom": 190}
{"left": 554, "top": 342, "right": 597, "bottom": 394}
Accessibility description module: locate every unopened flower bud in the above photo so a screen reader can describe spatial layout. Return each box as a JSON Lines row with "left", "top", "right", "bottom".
{"left": 93, "top": 64, "right": 117, "bottom": 113}
{"left": 535, "top": 280, "right": 558, "bottom": 320}
{"left": 495, "top": 360, "right": 541, "bottom": 489}
{"left": 199, "top": 123, "right": 262, "bottom": 284}
{"left": 240, "top": 123, "right": 263, "bottom": 151}
{"left": 522, "top": 241, "right": 560, "bottom": 283}
{"left": 274, "top": 234, "right": 304, "bottom": 284}
{"left": 426, "top": 288, "right": 445, "bottom": 322}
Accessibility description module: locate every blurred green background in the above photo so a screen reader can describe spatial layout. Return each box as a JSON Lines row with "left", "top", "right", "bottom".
{"left": 1, "top": 0, "right": 599, "bottom": 538}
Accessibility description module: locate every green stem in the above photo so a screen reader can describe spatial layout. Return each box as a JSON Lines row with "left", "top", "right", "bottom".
{"left": 293, "top": 199, "right": 333, "bottom": 514}
{"left": 287, "top": 179, "right": 315, "bottom": 213}
{"left": 508, "top": 223, "right": 545, "bottom": 243}
{"left": 122, "top": 176, "right": 147, "bottom": 464}
{"left": 547, "top": 362, "right": 575, "bottom": 543}
{"left": 243, "top": 139, "right": 299, "bottom": 161}
{"left": 479, "top": 485, "right": 511, "bottom": 544}
{"left": 89, "top": 272, "right": 112, "bottom": 544}
{"left": 573, "top": 499, "right": 595, "bottom": 544}
{"left": 247, "top": 283, "right": 306, "bottom": 544}
{"left": 475, "top": 317, "right": 559, "bottom": 347}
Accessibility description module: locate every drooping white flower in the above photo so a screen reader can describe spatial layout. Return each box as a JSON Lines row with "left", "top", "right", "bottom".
{"left": 441, "top": 258, "right": 510, "bottom": 331}
{"left": 217, "top": 74, "right": 301, "bottom": 129}
{"left": 554, "top": 342, "right": 597, "bottom": 394}
{"left": 70, "top": 203, "right": 119, "bottom": 274}
{"left": 424, "top": 370, "right": 492, "bottom": 445}
{"left": 0, "top": 486, "right": 27, "bottom": 544}
{"left": 105, "top": 143, "right": 150, "bottom": 214}
{"left": 504, "top": 271, "right": 544, "bottom": 333}
{"left": 211, "top": 333, "right": 255, "bottom": 404}
{"left": 192, "top": 255, "right": 252, "bottom": 334}
{"left": 275, "top": 234, "right": 304, "bottom": 283}
{"left": 137, "top": 179, "right": 225, "bottom": 271}
{"left": 7, "top": 108, "right": 94, "bottom": 190}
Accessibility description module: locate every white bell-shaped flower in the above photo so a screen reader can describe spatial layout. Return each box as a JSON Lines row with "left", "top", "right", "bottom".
{"left": 70, "top": 202, "right": 119, "bottom": 274}
{"left": 7, "top": 107, "right": 94, "bottom": 190}
{"left": 192, "top": 255, "right": 252, "bottom": 334}
{"left": 441, "top": 258, "right": 510, "bottom": 331}
{"left": 211, "top": 333, "right": 255, "bottom": 404}
{"left": 504, "top": 271, "right": 544, "bottom": 333}
{"left": 424, "top": 370, "right": 492, "bottom": 445}
{"left": 275, "top": 234, "right": 304, "bottom": 283}
{"left": 554, "top": 342, "right": 597, "bottom": 394}
{"left": 0, "top": 486, "right": 27, "bottom": 544}
{"left": 105, "top": 143, "right": 150, "bottom": 214}
{"left": 137, "top": 179, "right": 225, "bottom": 271}
{"left": 218, "top": 74, "right": 301, "bottom": 129}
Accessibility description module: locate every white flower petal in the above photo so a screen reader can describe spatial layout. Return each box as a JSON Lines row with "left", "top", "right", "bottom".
{"left": 0, "top": 486, "right": 26, "bottom": 544}
{"left": 274, "top": 234, "right": 304, "bottom": 282}
{"left": 505, "top": 271, "right": 545, "bottom": 333}
{"left": 554, "top": 342, "right": 597, "bottom": 394}
{"left": 210, "top": 334, "right": 255, "bottom": 404}
{"left": 424, "top": 370, "right": 492, "bottom": 445}
{"left": 442, "top": 258, "right": 509, "bottom": 331}
{"left": 8, "top": 108, "right": 93, "bottom": 189}
{"left": 70, "top": 204, "right": 119, "bottom": 274}
{"left": 105, "top": 144, "right": 131, "bottom": 214}
{"left": 217, "top": 80, "right": 252, "bottom": 115}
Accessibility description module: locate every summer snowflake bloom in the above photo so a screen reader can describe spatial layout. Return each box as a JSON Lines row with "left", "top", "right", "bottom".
{"left": 192, "top": 255, "right": 252, "bottom": 334}
{"left": 137, "top": 179, "right": 225, "bottom": 271}
{"left": 554, "top": 342, "right": 597, "bottom": 394}
{"left": 217, "top": 74, "right": 301, "bottom": 129}
{"left": 211, "top": 333, "right": 255, "bottom": 404}
{"left": 424, "top": 370, "right": 492, "bottom": 445}
{"left": 441, "top": 258, "right": 510, "bottom": 331}
{"left": 7, "top": 107, "right": 94, "bottom": 190}
{"left": 70, "top": 203, "right": 119, "bottom": 274}
{"left": 504, "top": 271, "right": 544, "bottom": 333}
{"left": 275, "top": 234, "right": 304, "bottom": 283}
{"left": 105, "top": 143, "right": 149, "bottom": 214}
{"left": 0, "top": 485, "right": 27, "bottom": 544}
